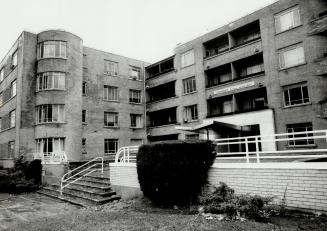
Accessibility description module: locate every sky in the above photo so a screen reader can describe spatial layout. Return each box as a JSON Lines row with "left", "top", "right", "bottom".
{"left": 0, "top": 0, "right": 277, "bottom": 63}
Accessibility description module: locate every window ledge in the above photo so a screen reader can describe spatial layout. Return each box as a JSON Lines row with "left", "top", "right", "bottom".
{"left": 275, "top": 24, "right": 303, "bottom": 36}
{"left": 35, "top": 122, "right": 66, "bottom": 126}
{"left": 182, "top": 91, "right": 197, "bottom": 96}
{"left": 183, "top": 119, "right": 199, "bottom": 124}
{"left": 279, "top": 62, "right": 307, "bottom": 71}
{"left": 283, "top": 102, "right": 311, "bottom": 109}
{"left": 287, "top": 144, "right": 316, "bottom": 148}
{"left": 103, "top": 73, "right": 118, "bottom": 77}
{"left": 82, "top": 122, "right": 87, "bottom": 125}
{"left": 103, "top": 99, "right": 120, "bottom": 103}
{"left": 104, "top": 126, "right": 120, "bottom": 129}
{"left": 130, "top": 127, "right": 143, "bottom": 129}
{"left": 36, "top": 89, "right": 66, "bottom": 93}
{"left": 37, "top": 57, "right": 67, "bottom": 61}
{"left": 129, "top": 102, "right": 142, "bottom": 105}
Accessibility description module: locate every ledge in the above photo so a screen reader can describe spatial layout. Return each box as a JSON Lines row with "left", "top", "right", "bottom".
{"left": 212, "top": 162, "right": 327, "bottom": 169}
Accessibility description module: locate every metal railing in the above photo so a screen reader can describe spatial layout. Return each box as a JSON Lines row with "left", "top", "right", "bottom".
{"left": 60, "top": 157, "right": 103, "bottom": 195}
{"left": 214, "top": 130, "right": 327, "bottom": 163}
{"left": 114, "top": 146, "right": 139, "bottom": 163}
{"left": 33, "top": 152, "right": 67, "bottom": 164}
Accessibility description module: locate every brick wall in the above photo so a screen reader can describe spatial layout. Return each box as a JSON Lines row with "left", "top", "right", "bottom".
{"left": 208, "top": 163, "right": 327, "bottom": 212}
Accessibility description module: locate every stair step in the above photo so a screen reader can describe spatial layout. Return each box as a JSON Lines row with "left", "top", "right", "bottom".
{"left": 82, "top": 176, "right": 111, "bottom": 183}
{"left": 38, "top": 188, "right": 87, "bottom": 207}
{"left": 73, "top": 178, "right": 111, "bottom": 187}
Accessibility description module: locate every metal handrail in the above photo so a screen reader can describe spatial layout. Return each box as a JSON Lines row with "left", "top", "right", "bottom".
{"left": 114, "top": 146, "right": 139, "bottom": 163}
{"left": 60, "top": 156, "right": 104, "bottom": 195}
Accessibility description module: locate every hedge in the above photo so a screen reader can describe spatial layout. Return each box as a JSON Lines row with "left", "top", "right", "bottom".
{"left": 137, "top": 140, "right": 216, "bottom": 205}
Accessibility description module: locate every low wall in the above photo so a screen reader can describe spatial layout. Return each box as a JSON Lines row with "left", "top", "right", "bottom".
{"left": 208, "top": 163, "right": 327, "bottom": 212}
{"left": 109, "top": 163, "right": 142, "bottom": 199}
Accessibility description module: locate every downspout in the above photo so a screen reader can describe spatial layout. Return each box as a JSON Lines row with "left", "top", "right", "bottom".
{"left": 143, "top": 62, "right": 147, "bottom": 144}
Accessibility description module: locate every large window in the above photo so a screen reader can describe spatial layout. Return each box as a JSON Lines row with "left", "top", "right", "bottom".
{"left": 104, "top": 139, "right": 118, "bottom": 154}
{"left": 0, "top": 68, "right": 4, "bottom": 82}
{"left": 181, "top": 49, "right": 195, "bottom": 68}
{"left": 10, "top": 110, "right": 15, "bottom": 128}
{"left": 37, "top": 72, "right": 65, "bottom": 91}
{"left": 104, "top": 60, "right": 118, "bottom": 76}
{"left": 36, "top": 105, "right": 65, "bottom": 124}
{"left": 130, "top": 114, "right": 142, "bottom": 128}
{"left": 183, "top": 76, "right": 196, "bottom": 94}
{"left": 129, "top": 66, "right": 141, "bottom": 80}
{"left": 12, "top": 50, "right": 18, "bottom": 67}
{"left": 129, "top": 89, "right": 141, "bottom": 103}
{"left": 184, "top": 105, "right": 198, "bottom": 122}
{"left": 287, "top": 122, "right": 314, "bottom": 146}
{"left": 36, "top": 138, "right": 65, "bottom": 153}
{"left": 275, "top": 6, "right": 301, "bottom": 33}
{"left": 37, "top": 41, "right": 67, "bottom": 59}
{"left": 11, "top": 80, "right": 16, "bottom": 97}
{"left": 104, "top": 85, "right": 119, "bottom": 101}
{"left": 104, "top": 112, "right": 118, "bottom": 127}
{"left": 283, "top": 83, "right": 309, "bottom": 107}
{"left": 279, "top": 45, "right": 305, "bottom": 69}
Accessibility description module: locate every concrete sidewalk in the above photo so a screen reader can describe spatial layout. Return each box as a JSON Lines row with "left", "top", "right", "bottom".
{"left": 0, "top": 193, "right": 80, "bottom": 230}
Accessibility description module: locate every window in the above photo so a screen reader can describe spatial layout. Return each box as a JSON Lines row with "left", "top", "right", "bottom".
{"left": 82, "top": 82, "right": 87, "bottom": 95}
{"left": 11, "top": 80, "right": 16, "bottom": 97}
{"left": 279, "top": 45, "right": 305, "bottom": 69}
{"left": 37, "top": 72, "right": 65, "bottom": 91}
{"left": 36, "top": 138, "right": 65, "bottom": 153}
{"left": 36, "top": 105, "right": 65, "bottom": 124}
{"left": 37, "top": 41, "right": 67, "bottom": 59}
{"left": 129, "top": 89, "right": 141, "bottom": 103}
{"left": 130, "top": 114, "right": 142, "bottom": 128}
{"left": 104, "top": 139, "right": 118, "bottom": 154}
{"left": 104, "top": 85, "right": 119, "bottom": 101}
{"left": 82, "top": 138, "right": 87, "bottom": 154}
{"left": 223, "top": 100, "right": 233, "bottom": 114}
{"left": 8, "top": 141, "right": 15, "bottom": 158}
{"left": 12, "top": 50, "right": 18, "bottom": 67}
{"left": 283, "top": 83, "right": 309, "bottom": 107}
{"left": 104, "top": 60, "right": 118, "bottom": 76}
{"left": 240, "top": 63, "right": 264, "bottom": 78}
{"left": 129, "top": 66, "right": 141, "bottom": 80}
{"left": 183, "top": 76, "right": 196, "bottom": 94}
{"left": 275, "top": 6, "right": 301, "bottom": 33}
{"left": 0, "top": 92, "right": 2, "bottom": 107}
{"left": 287, "top": 122, "right": 314, "bottom": 146}
{"left": 82, "top": 110, "right": 86, "bottom": 123}
{"left": 9, "top": 110, "right": 15, "bottom": 128}
{"left": 184, "top": 105, "right": 198, "bottom": 122}
{"left": 185, "top": 134, "right": 199, "bottom": 140}
{"left": 181, "top": 49, "right": 194, "bottom": 68}
{"left": 0, "top": 68, "right": 4, "bottom": 82}
{"left": 104, "top": 112, "right": 118, "bottom": 127}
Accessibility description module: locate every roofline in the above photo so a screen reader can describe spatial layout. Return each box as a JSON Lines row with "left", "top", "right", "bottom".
{"left": 145, "top": 55, "right": 175, "bottom": 69}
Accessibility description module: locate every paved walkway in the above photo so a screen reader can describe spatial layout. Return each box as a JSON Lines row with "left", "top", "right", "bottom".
{"left": 0, "top": 193, "right": 80, "bottom": 230}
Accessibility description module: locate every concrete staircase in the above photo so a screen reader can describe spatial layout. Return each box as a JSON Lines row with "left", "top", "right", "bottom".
{"left": 38, "top": 167, "right": 120, "bottom": 207}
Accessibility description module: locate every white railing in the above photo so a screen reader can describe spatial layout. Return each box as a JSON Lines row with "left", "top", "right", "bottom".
{"left": 214, "top": 130, "right": 327, "bottom": 163}
{"left": 114, "top": 146, "right": 139, "bottom": 163}
{"left": 33, "top": 152, "right": 67, "bottom": 164}
{"left": 60, "top": 157, "right": 103, "bottom": 195}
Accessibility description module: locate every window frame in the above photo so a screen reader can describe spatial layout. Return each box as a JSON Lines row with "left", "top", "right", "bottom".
{"left": 36, "top": 72, "right": 66, "bottom": 91}
{"left": 104, "top": 60, "right": 118, "bottom": 76}
{"left": 278, "top": 44, "right": 305, "bottom": 70}
{"left": 183, "top": 76, "right": 197, "bottom": 94}
{"left": 104, "top": 112, "right": 119, "bottom": 127}
{"left": 286, "top": 122, "right": 314, "bottom": 146}
{"left": 181, "top": 49, "right": 195, "bottom": 68}
{"left": 37, "top": 41, "right": 67, "bottom": 59}
{"left": 82, "top": 110, "right": 86, "bottom": 123}
{"left": 283, "top": 83, "right": 310, "bottom": 107}
{"left": 129, "top": 66, "right": 141, "bottom": 81}
{"left": 184, "top": 104, "right": 198, "bottom": 122}
{"left": 104, "top": 139, "right": 119, "bottom": 154}
{"left": 275, "top": 6, "right": 301, "bottom": 34}
{"left": 130, "top": 114, "right": 143, "bottom": 128}
{"left": 12, "top": 50, "right": 18, "bottom": 67}
{"left": 103, "top": 85, "right": 119, "bottom": 101}
{"left": 8, "top": 141, "right": 15, "bottom": 158}
{"left": 35, "top": 104, "right": 65, "bottom": 124}
{"left": 129, "top": 89, "right": 141, "bottom": 104}
{"left": 9, "top": 110, "right": 16, "bottom": 128}
{"left": 35, "top": 137, "right": 65, "bottom": 154}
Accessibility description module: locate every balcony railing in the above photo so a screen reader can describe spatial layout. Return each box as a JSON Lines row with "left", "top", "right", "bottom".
{"left": 207, "top": 106, "right": 268, "bottom": 118}
{"left": 33, "top": 152, "right": 67, "bottom": 164}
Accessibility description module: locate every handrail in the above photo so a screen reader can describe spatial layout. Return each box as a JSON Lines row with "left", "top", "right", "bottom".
{"left": 33, "top": 151, "right": 67, "bottom": 164}
{"left": 114, "top": 146, "right": 139, "bottom": 163}
{"left": 60, "top": 156, "right": 104, "bottom": 195}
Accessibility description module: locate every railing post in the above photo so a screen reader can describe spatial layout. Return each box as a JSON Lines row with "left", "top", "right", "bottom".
{"left": 60, "top": 180, "right": 63, "bottom": 196}
{"left": 245, "top": 137, "right": 249, "bottom": 163}
{"left": 255, "top": 137, "right": 260, "bottom": 163}
{"left": 101, "top": 157, "right": 104, "bottom": 174}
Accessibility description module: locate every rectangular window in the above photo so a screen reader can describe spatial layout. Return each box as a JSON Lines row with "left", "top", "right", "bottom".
{"left": 9, "top": 110, "right": 15, "bottom": 128}
{"left": 0, "top": 92, "right": 2, "bottom": 107}
{"left": 37, "top": 41, "right": 67, "bottom": 59}
{"left": 181, "top": 49, "right": 195, "bottom": 68}
{"left": 8, "top": 141, "right": 15, "bottom": 158}
{"left": 287, "top": 122, "right": 314, "bottom": 146}
{"left": 82, "top": 82, "right": 87, "bottom": 95}
{"left": 129, "top": 89, "right": 141, "bottom": 103}
{"left": 0, "top": 68, "right": 4, "bottom": 82}
{"left": 82, "top": 110, "right": 86, "bottom": 123}
{"left": 279, "top": 45, "right": 305, "bottom": 69}
{"left": 82, "top": 138, "right": 87, "bottom": 154}
{"left": 37, "top": 72, "right": 65, "bottom": 91}
{"left": 104, "top": 139, "right": 118, "bottom": 154}
{"left": 35, "top": 138, "right": 65, "bottom": 153}
{"left": 183, "top": 76, "right": 196, "bottom": 94}
{"left": 275, "top": 6, "right": 301, "bottom": 33}
{"left": 104, "top": 60, "right": 118, "bottom": 76}
{"left": 104, "top": 112, "right": 118, "bottom": 127}
{"left": 283, "top": 83, "right": 309, "bottom": 107}
{"left": 184, "top": 105, "right": 198, "bottom": 122}
{"left": 36, "top": 105, "right": 65, "bottom": 124}
{"left": 104, "top": 85, "right": 119, "bottom": 101}
{"left": 185, "top": 134, "right": 199, "bottom": 140}
{"left": 129, "top": 66, "right": 141, "bottom": 80}
{"left": 130, "top": 114, "right": 142, "bottom": 128}
{"left": 11, "top": 80, "right": 16, "bottom": 97}
{"left": 12, "top": 50, "right": 18, "bottom": 67}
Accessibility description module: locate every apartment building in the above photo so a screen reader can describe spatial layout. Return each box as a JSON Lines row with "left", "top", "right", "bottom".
{"left": 0, "top": 30, "right": 147, "bottom": 168}
{"left": 145, "top": 0, "right": 327, "bottom": 151}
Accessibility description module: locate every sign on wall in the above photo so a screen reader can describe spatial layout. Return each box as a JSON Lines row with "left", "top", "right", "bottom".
{"left": 213, "top": 81, "right": 256, "bottom": 95}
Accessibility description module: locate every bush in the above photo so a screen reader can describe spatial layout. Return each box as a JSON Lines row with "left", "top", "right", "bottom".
{"left": 200, "top": 182, "right": 278, "bottom": 221}
{"left": 137, "top": 140, "right": 216, "bottom": 206}
{"left": 0, "top": 156, "right": 42, "bottom": 193}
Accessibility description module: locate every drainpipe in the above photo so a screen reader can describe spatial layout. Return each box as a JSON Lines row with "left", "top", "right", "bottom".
{"left": 143, "top": 62, "right": 147, "bottom": 144}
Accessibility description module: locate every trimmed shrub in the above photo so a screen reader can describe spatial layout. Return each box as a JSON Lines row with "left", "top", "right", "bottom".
{"left": 137, "top": 140, "right": 216, "bottom": 206}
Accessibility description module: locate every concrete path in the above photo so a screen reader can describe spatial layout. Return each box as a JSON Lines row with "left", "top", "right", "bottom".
{"left": 0, "top": 193, "right": 80, "bottom": 230}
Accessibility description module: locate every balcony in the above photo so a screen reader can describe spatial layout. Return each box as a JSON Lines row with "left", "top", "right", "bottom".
{"left": 207, "top": 87, "right": 268, "bottom": 118}
{"left": 206, "top": 63, "right": 232, "bottom": 88}
{"left": 146, "top": 56, "right": 174, "bottom": 79}
{"left": 229, "top": 20, "right": 261, "bottom": 49}
{"left": 148, "top": 107, "right": 177, "bottom": 127}
{"left": 204, "top": 34, "right": 229, "bottom": 58}
{"left": 147, "top": 81, "right": 176, "bottom": 103}
{"left": 233, "top": 53, "right": 264, "bottom": 80}
{"left": 308, "top": 12, "right": 327, "bottom": 36}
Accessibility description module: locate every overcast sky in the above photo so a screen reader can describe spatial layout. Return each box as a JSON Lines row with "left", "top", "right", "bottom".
{"left": 0, "top": 0, "right": 277, "bottom": 63}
